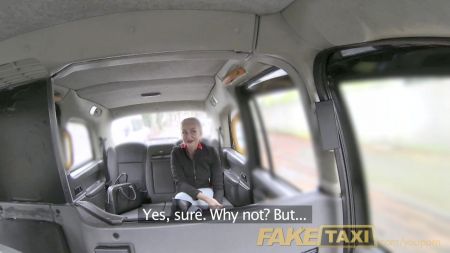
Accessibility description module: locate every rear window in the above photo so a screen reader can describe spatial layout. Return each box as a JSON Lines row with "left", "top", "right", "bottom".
{"left": 111, "top": 111, "right": 213, "bottom": 145}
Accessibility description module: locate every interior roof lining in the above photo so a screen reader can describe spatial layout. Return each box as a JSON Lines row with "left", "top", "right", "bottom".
{"left": 53, "top": 52, "right": 248, "bottom": 109}
{"left": 110, "top": 100, "right": 207, "bottom": 119}
{"left": 76, "top": 76, "right": 215, "bottom": 93}
{"left": 0, "top": 0, "right": 295, "bottom": 42}
{"left": 52, "top": 50, "right": 249, "bottom": 79}
{"left": 56, "top": 59, "right": 225, "bottom": 90}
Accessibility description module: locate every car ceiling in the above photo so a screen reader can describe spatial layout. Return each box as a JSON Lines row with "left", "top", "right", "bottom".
{"left": 0, "top": 0, "right": 294, "bottom": 42}
{"left": 2, "top": 0, "right": 450, "bottom": 110}
{"left": 54, "top": 57, "right": 228, "bottom": 109}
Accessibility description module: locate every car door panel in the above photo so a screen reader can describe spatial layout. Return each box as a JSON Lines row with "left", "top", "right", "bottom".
{"left": 251, "top": 169, "right": 299, "bottom": 202}
{"left": 68, "top": 161, "right": 107, "bottom": 208}
{"left": 222, "top": 148, "right": 252, "bottom": 206}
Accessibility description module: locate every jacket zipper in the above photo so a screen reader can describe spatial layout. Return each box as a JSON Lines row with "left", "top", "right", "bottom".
{"left": 193, "top": 159, "right": 197, "bottom": 182}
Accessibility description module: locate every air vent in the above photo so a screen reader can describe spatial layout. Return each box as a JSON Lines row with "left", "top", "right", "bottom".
{"left": 141, "top": 92, "right": 161, "bottom": 97}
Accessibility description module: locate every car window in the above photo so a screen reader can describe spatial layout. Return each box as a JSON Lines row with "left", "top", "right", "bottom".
{"left": 253, "top": 88, "right": 319, "bottom": 191}
{"left": 340, "top": 77, "right": 450, "bottom": 252}
{"left": 111, "top": 111, "right": 213, "bottom": 145}
{"left": 66, "top": 121, "right": 93, "bottom": 170}
{"left": 249, "top": 101, "right": 270, "bottom": 169}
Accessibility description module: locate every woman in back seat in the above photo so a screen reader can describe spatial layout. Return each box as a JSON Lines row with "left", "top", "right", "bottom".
{"left": 170, "top": 117, "right": 224, "bottom": 214}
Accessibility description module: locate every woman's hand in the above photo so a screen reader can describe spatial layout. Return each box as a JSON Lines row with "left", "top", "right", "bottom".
{"left": 197, "top": 192, "right": 223, "bottom": 209}
{"left": 205, "top": 197, "right": 223, "bottom": 209}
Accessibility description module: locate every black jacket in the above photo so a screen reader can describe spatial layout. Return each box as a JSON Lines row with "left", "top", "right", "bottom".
{"left": 170, "top": 143, "right": 224, "bottom": 203}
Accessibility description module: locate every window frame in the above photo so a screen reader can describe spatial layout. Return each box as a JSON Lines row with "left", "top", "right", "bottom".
{"left": 316, "top": 38, "right": 450, "bottom": 250}
{"left": 248, "top": 97, "right": 273, "bottom": 173}
{"left": 249, "top": 88, "right": 319, "bottom": 189}
{"left": 241, "top": 68, "right": 319, "bottom": 191}
{"left": 312, "top": 38, "right": 450, "bottom": 234}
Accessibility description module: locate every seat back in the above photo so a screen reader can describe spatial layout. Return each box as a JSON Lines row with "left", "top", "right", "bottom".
{"left": 146, "top": 144, "right": 176, "bottom": 202}
{"left": 107, "top": 143, "right": 147, "bottom": 193}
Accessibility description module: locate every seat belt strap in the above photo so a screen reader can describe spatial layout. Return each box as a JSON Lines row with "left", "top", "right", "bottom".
{"left": 99, "top": 137, "right": 111, "bottom": 187}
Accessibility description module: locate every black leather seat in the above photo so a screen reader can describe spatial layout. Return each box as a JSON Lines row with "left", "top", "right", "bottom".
{"left": 119, "top": 143, "right": 175, "bottom": 219}
{"left": 117, "top": 141, "right": 232, "bottom": 220}
{"left": 146, "top": 144, "right": 177, "bottom": 202}
{"left": 107, "top": 143, "right": 148, "bottom": 200}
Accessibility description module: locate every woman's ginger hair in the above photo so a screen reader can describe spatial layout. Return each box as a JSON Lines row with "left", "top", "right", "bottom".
{"left": 181, "top": 117, "right": 203, "bottom": 135}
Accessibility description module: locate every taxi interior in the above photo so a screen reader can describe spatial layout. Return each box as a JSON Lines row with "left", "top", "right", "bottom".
{"left": 1, "top": 1, "right": 450, "bottom": 253}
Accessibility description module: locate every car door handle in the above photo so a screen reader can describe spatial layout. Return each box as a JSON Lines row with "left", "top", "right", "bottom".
{"left": 240, "top": 173, "right": 247, "bottom": 182}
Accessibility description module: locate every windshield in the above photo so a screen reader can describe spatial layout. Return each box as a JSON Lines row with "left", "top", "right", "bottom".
{"left": 111, "top": 111, "right": 213, "bottom": 145}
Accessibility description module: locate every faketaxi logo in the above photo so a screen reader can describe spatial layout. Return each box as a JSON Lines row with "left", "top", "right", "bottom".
{"left": 257, "top": 225, "right": 375, "bottom": 247}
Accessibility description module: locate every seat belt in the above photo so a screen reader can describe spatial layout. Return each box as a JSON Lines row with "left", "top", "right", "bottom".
{"left": 99, "top": 137, "right": 111, "bottom": 187}
{"left": 217, "top": 126, "right": 225, "bottom": 168}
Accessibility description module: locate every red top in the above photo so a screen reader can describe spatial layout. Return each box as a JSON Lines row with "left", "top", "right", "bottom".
{"left": 179, "top": 142, "right": 203, "bottom": 150}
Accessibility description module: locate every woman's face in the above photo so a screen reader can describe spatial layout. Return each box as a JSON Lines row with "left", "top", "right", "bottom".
{"left": 182, "top": 121, "right": 201, "bottom": 148}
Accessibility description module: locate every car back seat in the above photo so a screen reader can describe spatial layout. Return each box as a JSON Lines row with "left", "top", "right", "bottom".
{"left": 146, "top": 144, "right": 177, "bottom": 202}
{"left": 120, "top": 141, "right": 233, "bottom": 220}
{"left": 107, "top": 143, "right": 148, "bottom": 200}
{"left": 121, "top": 143, "right": 176, "bottom": 219}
